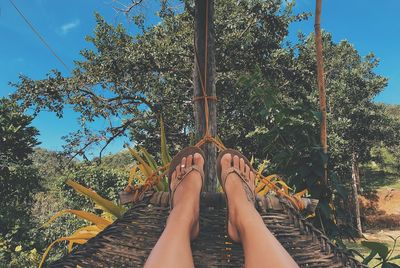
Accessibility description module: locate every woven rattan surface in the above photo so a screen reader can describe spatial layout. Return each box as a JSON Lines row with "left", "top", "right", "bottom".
{"left": 49, "top": 192, "right": 366, "bottom": 268}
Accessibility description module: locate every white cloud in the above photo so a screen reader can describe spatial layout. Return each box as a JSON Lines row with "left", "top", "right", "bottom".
{"left": 59, "top": 19, "right": 80, "bottom": 35}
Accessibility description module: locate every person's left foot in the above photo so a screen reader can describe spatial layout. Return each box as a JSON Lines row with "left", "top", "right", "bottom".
{"left": 170, "top": 152, "right": 204, "bottom": 240}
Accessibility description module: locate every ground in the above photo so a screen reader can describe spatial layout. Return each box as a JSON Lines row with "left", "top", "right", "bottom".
{"left": 345, "top": 184, "right": 400, "bottom": 267}
{"left": 378, "top": 187, "right": 400, "bottom": 215}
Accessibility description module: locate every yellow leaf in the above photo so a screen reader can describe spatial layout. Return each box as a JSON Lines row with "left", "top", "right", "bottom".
{"left": 275, "top": 180, "right": 292, "bottom": 194}
{"left": 67, "top": 225, "right": 101, "bottom": 252}
{"left": 255, "top": 160, "right": 268, "bottom": 185}
{"left": 294, "top": 189, "right": 308, "bottom": 198}
{"left": 257, "top": 185, "right": 272, "bottom": 196}
{"left": 66, "top": 180, "right": 123, "bottom": 219}
{"left": 137, "top": 164, "right": 151, "bottom": 179}
{"left": 255, "top": 174, "right": 278, "bottom": 192}
{"left": 15, "top": 245, "right": 22, "bottom": 252}
{"left": 128, "top": 166, "right": 138, "bottom": 185}
{"left": 42, "top": 209, "right": 112, "bottom": 229}
{"left": 39, "top": 233, "right": 97, "bottom": 268}
{"left": 126, "top": 145, "right": 153, "bottom": 176}
{"left": 257, "top": 160, "right": 268, "bottom": 174}
{"left": 306, "top": 213, "right": 316, "bottom": 219}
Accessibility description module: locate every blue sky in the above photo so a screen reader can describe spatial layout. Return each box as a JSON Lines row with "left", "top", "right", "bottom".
{"left": 1, "top": 0, "right": 399, "bottom": 156}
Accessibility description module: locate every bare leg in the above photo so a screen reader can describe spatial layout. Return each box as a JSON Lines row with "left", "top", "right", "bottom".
{"left": 221, "top": 154, "right": 299, "bottom": 268}
{"left": 145, "top": 153, "right": 204, "bottom": 268}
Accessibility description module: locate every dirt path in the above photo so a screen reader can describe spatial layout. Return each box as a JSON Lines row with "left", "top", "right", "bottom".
{"left": 377, "top": 188, "right": 400, "bottom": 215}
{"left": 362, "top": 229, "right": 400, "bottom": 241}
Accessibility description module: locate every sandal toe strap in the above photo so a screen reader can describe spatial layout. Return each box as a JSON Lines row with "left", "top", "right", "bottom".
{"left": 169, "top": 165, "right": 204, "bottom": 209}
{"left": 221, "top": 167, "right": 255, "bottom": 204}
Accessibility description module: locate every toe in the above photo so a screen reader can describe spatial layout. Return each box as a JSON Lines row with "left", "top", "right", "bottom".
{"left": 239, "top": 158, "right": 245, "bottom": 175}
{"left": 175, "top": 162, "right": 181, "bottom": 178}
{"left": 186, "top": 154, "right": 193, "bottom": 168}
{"left": 180, "top": 157, "right": 186, "bottom": 176}
{"left": 221, "top": 153, "right": 232, "bottom": 173}
{"left": 193, "top": 153, "right": 204, "bottom": 167}
{"left": 233, "top": 155, "right": 240, "bottom": 169}
{"left": 250, "top": 171, "right": 255, "bottom": 190}
{"left": 245, "top": 164, "right": 250, "bottom": 181}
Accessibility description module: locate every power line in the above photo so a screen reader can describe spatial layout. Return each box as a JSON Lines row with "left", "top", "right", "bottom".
{"left": 8, "top": 0, "right": 71, "bottom": 72}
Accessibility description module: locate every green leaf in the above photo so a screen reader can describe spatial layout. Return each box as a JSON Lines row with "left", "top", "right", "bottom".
{"left": 383, "top": 263, "right": 400, "bottom": 268}
{"left": 126, "top": 145, "right": 153, "bottom": 177}
{"left": 160, "top": 117, "right": 171, "bottom": 166}
{"left": 361, "top": 241, "right": 390, "bottom": 260}
{"left": 389, "top": 255, "right": 400, "bottom": 261}
{"left": 362, "top": 250, "right": 378, "bottom": 264}
{"left": 66, "top": 179, "right": 123, "bottom": 219}
{"left": 138, "top": 145, "right": 158, "bottom": 170}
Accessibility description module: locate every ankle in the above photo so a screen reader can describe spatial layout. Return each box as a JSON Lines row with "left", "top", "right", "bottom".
{"left": 228, "top": 199, "right": 252, "bottom": 223}
{"left": 169, "top": 203, "right": 199, "bottom": 233}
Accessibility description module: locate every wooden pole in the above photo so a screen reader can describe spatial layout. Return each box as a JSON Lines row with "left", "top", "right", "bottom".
{"left": 193, "top": 0, "right": 217, "bottom": 192}
{"left": 314, "top": 0, "right": 328, "bottom": 186}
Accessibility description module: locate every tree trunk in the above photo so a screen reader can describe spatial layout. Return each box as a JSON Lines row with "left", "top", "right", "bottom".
{"left": 314, "top": 0, "right": 328, "bottom": 186}
{"left": 351, "top": 151, "right": 363, "bottom": 236}
{"left": 355, "top": 160, "right": 361, "bottom": 193}
{"left": 193, "top": 0, "right": 217, "bottom": 192}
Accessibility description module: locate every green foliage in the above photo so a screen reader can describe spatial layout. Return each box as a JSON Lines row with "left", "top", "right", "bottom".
{"left": 11, "top": 0, "right": 307, "bottom": 159}
{"left": 242, "top": 68, "right": 324, "bottom": 195}
{"left": 0, "top": 98, "right": 43, "bottom": 265}
{"left": 39, "top": 179, "right": 117, "bottom": 268}
{"left": 31, "top": 148, "right": 75, "bottom": 191}
{"left": 0, "top": 98, "right": 39, "bottom": 167}
{"left": 94, "top": 150, "right": 133, "bottom": 171}
{"left": 358, "top": 236, "right": 400, "bottom": 267}
{"left": 6, "top": 0, "right": 400, "bottom": 249}
{"left": 58, "top": 164, "right": 128, "bottom": 210}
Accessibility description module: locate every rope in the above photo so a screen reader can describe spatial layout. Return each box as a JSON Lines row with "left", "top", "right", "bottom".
{"left": 8, "top": 0, "right": 71, "bottom": 72}
{"left": 126, "top": 0, "right": 306, "bottom": 211}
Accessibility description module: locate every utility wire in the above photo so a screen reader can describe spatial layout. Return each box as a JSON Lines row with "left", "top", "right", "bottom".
{"left": 8, "top": 0, "right": 71, "bottom": 72}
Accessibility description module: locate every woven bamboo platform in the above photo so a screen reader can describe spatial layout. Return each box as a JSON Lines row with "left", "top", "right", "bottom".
{"left": 49, "top": 192, "right": 366, "bottom": 268}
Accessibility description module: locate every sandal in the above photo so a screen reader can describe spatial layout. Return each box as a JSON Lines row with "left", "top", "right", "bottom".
{"left": 167, "top": 146, "right": 205, "bottom": 210}
{"left": 217, "top": 149, "right": 256, "bottom": 242}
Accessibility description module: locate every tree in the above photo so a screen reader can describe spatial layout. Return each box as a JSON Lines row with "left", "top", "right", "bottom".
{"left": 0, "top": 98, "right": 39, "bottom": 168}
{"left": 295, "top": 34, "right": 393, "bottom": 236}
{"left": 193, "top": 0, "right": 217, "bottom": 191}
{"left": 11, "top": 0, "right": 305, "bottom": 161}
{"left": 0, "top": 98, "right": 42, "bottom": 264}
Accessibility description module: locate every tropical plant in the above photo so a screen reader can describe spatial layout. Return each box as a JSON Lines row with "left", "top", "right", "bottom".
{"left": 39, "top": 179, "right": 124, "bottom": 267}
{"left": 39, "top": 118, "right": 173, "bottom": 266}
{"left": 125, "top": 117, "right": 172, "bottom": 192}
{"left": 355, "top": 236, "right": 400, "bottom": 268}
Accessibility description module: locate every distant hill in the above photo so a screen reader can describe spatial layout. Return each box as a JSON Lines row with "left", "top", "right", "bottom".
{"left": 94, "top": 149, "right": 134, "bottom": 169}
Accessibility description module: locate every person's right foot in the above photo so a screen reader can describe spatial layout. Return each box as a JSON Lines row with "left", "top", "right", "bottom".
{"left": 220, "top": 153, "right": 255, "bottom": 242}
